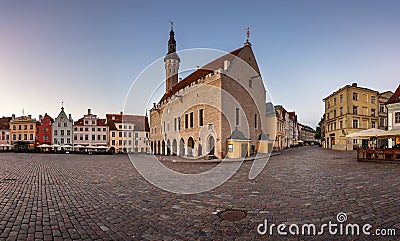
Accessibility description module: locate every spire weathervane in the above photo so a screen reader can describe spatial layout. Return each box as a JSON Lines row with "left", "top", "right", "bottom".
{"left": 169, "top": 21, "right": 174, "bottom": 31}
{"left": 244, "top": 27, "right": 252, "bottom": 46}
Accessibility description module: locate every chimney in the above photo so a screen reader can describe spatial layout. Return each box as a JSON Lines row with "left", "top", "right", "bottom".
{"left": 352, "top": 83, "right": 357, "bottom": 87}
{"left": 88, "top": 109, "right": 91, "bottom": 115}
{"left": 39, "top": 115, "right": 43, "bottom": 122}
{"left": 120, "top": 111, "right": 123, "bottom": 115}
{"left": 69, "top": 114, "right": 72, "bottom": 120}
{"left": 28, "top": 115, "right": 32, "bottom": 119}
{"left": 178, "top": 77, "right": 182, "bottom": 82}
{"left": 195, "top": 66, "right": 199, "bottom": 70}
{"left": 224, "top": 60, "right": 230, "bottom": 70}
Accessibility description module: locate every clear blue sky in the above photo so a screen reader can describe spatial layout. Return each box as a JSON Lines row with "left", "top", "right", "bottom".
{"left": 0, "top": 0, "right": 399, "bottom": 128}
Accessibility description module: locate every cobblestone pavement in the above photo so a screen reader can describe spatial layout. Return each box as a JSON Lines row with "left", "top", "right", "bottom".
{"left": 0, "top": 146, "right": 399, "bottom": 240}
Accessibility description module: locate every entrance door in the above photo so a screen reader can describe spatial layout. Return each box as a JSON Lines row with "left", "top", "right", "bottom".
{"left": 241, "top": 143, "right": 248, "bottom": 157}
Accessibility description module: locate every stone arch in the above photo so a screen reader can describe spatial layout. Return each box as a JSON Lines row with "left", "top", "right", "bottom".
{"left": 162, "top": 140, "right": 165, "bottom": 155}
{"left": 179, "top": 138, "right": 185, "bottom": 156}
{"left": 187, "top": 137, "right": 194, "bottom": 157}
{"left": 172, "top": 139, "right": 177, "bottom": 156}
{"left": 207, "top": 135, "right": 215, "bottom": 156}
{"left": 198, "top": 144, "right": 203, "bottom": 157}
{"left": 167, "top": 139, "right": 171, "bottom": 156}
{"left": 157, "top": 140, "right": 161, "bottom": 155}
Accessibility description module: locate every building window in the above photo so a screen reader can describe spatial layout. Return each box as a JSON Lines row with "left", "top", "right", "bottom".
{"left": 371, "top": 109, "right": 376, "bottom": 117}
{"left": 85, "top": 120, "right": 88, "bottom": 125}
{"left": 353, "top": 106, "right": 358, "bottom": 115}
{"left": 235, "top": 108, "right": 240, "bottom": 126}
{"left": 249, "top": 79, "right": 253, "bottom": 88}
{"left": 371, "top": 121, "right": 376, "bottom": 128}
{"left": 135, "top": 140, "right": 138, "bottom": 146}
{"left": 112, "top": 140, "right": 115, "bottom": 145}
{"left": 327, "top": 101, "right": 330, "bottom": 108}
{"left": 54, "top": 130, "right": 58, "bottom": 136}
{"left": 371, "top": 96, "right": 376, "bottom": 104}
{"left": 185, "top": 114, "right": 189, "bottom": 129}
{"left": 178, "top": 117, "right": 181, "bottom": 130}
{"left": 119, "top": 140, "right": 122, "bottom": 145}
{"left": 64, "top": 123, "right": 67, "bottom": 127}
{"left": 395, "top": 112, "right": 400, "bottom": 123}
{"left": 340, "top": 94, "right": 343, "bottom": 103}
{"left": 135, "top": 133, "right": 138, "bottom": 138}
{"left": 67, "top": 130, "right": 70, "bottom": 135}
{"left": 174, "top": 118, "right": 177, "bottom": 131}
{"left": 67, "top": 138, "right": 70, "bottom": 144}
{"left": 199, "top": 109, "right": 204, "bottom": 127}
{"left": 61, "top": 130, "right": 64, "bottom": 136}
{"left": 333, "top": 110, "right": 336, "bottom": 118}
{"left": 128, "top": 140, "right": 132, "bottom": 146}
{"left": 190, "top": 112, "right": 194, "bottom": 128}
{"left": 254, "top": 113, "right": 258, "bottom": 129}
{"left": 353, "top": 92, "right": 358, "bottom": 101}
{"left": 353, "top": 139, "right": 358, "bottom": 144}
{"left": 12, "top": 134, "right": 16, "bottom": 140}
{"left": 352, "top": 119, "right": 359, "bottom": 129}
{"left": 339, "top": 120, "right": 343, "bottom": 129}
{"left": 333, "top": 97, "right": 336, "bottom": 106}
{"left": 85, "top": 135, "right": 88, "bottom": 140}
{"left": 44, "top": 136, "right": 48, "bottom": 141}
{"left": 97, "top": 135, "right": 101, "bottom": 140}
{"left": 30, "top": 134, "right": 33, "bottom": 140}
{"left": 85, "top": 128, "right": 88, "bottom": 131}
{"left": 103, "top": 135, "right": 106, "bottom": 140}
{"left": 119, "top": 132, "right": 122, "bottom": 137}
{"left": 327, "top": 113, "right": 330, "bottom": 120}
{"left": 74, "top": 135, "right": 77, "bottom": 140}
{"left": 228, "top": 144, "right": 233, "bottom": 152}
{"left": 74, "top": 127, "right": 77, "bottom": 131}
{"left": 339, "top": 107, "right": 343, "bottom": 115}
{"left": 379, "top": 104, "right": 385, "bottom": 113}
{"left": 92, "top": 120, "right": 95, "bottom": 125}
{"left": 92, "top": 127, "right": 95, "bottom": 131}
{"left": 128, "top": 132, "right": 131, "bottom": 138}
{"left": 80, "top": 135, "right": 83, "bottom": 140}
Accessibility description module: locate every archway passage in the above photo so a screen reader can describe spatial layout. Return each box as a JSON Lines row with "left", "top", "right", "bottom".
{"left": 179, "top": 138, "right": 185, "bottom": 156}
{"left": 198, "top": 144, "right": 202, "bottom": 157}
{"left": 207, "top": 135, "right": 215, "bottom": 156}
{"left": 167, "top": 139, "right": 171, "bottom": 156}
{"left": 157, "top": 140, "right": 161, "bottom": 155}
{"left": 187, "top": 137, "right": 194, "bottom": 157}
{"left": 172, "top": 139, "right": 177, "bottom": 156}
{"left": 162, "top": 140, "right": 166, "bottom": 155}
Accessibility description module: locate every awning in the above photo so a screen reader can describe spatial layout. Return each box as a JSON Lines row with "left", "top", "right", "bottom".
{"left": 346, "top": 128, "right": 386, "bottom": 138}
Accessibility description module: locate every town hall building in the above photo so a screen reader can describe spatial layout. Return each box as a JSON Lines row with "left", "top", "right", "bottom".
{"left": 149, "top": 25, "right": 273, "bottom": 159}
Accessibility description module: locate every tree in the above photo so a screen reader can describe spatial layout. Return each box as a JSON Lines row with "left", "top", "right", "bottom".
{"left": 315, "top": 126, "right": 321, "bottom": 140}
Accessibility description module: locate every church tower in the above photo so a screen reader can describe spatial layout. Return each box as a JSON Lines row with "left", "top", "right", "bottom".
{"left": 164, "top": 22, "right": 180, "bottom": 93}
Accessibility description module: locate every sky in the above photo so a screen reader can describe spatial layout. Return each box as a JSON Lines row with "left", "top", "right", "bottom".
{"left": 0, "top": 0, "right": 399, "bottom": 128}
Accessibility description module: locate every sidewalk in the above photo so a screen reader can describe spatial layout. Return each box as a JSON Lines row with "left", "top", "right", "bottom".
{"left": 156, "top": 151, "right": 281, "bottom": 163}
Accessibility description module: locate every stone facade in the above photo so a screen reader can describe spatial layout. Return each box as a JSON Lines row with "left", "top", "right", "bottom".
{"left": 323, "top": 83, "right": 379, "bottom": 150}
{"left": 386, "top": 85, "right": 400, "bottom": 148}
{"left": 10, "top": 115, "right": 37, "bottom": 147}
{"left": 52, "top": 107, "right": 74, "bottom": 146}
{"left": 0, "top": 117, "right": 12, "bottom": 150}
{"left": 73, "top": 109, "right": 108, "bottom": 148}
{"left": 36, "top": 113, "right": 53, "bottom": 146}
{"left": 107, "top": 113, "right": 150, "bottom": 153}
{"left": 150, "top": 30, "right": 272, "bottom": 159}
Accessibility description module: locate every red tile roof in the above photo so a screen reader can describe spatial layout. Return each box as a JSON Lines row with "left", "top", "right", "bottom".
{"left": 386, "top": 84, "right": 400, "bottom": 105}
{"left": 0, "top": 117, "right": 11, "bottom": 130}
{"left": 106, "top": 114, "right": 149, "bottom": 131}
{"left": 159, "top": 46, "right": 245, "bottom": 103}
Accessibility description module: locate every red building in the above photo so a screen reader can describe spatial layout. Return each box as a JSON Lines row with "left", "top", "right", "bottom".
{"left": 36, "top": 113, "right": 54, "bottom": 146}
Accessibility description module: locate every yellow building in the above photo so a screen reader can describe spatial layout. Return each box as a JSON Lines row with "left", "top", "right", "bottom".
{"left": 323, "top": 83, "right": 379, "bottom": 150}
{"left": 10, "top": 115, "right": 37, "bottom": 149}
{"left": 107, "top": 113, "right": 150, "bottom": 153}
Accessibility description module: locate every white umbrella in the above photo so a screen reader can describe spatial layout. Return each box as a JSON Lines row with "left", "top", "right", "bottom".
{"left": 376, "top": 128, "right": 400, "bottom": 138}
{"left": 346, "top": 128, "right": 386, "bottom": 138}
{"left": 74, "top": 144, "right": 84, "bottom": 148}
{"left": 38, "top": 144, "right": 51, "bottom": 148}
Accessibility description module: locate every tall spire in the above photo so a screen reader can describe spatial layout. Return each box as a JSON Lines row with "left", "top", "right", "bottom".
{"left": 167, "top": 21, "right": 177, "bottom": 54}
{"left": 164, "top": 22, "right": 180, "bottom": 93}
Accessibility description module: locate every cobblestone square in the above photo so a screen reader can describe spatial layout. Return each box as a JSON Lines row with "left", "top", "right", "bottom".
{"left": 0, "top": 147, "right": 399, "bottom": 240}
